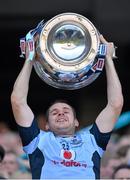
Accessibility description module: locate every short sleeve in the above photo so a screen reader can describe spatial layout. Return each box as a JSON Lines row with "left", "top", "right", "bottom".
{"left": 89, "top": 122, "right": 112, "bottom": 150}
{"left": 17, "top": 118, "right": 40, "bottom": 147}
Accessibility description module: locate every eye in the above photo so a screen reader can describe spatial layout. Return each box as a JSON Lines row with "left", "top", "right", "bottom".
{"left": 64, "top": 111, "right": 69, "bottom": 114}
{"left": 52, "top": 112, "right": 58, "bottom": 115}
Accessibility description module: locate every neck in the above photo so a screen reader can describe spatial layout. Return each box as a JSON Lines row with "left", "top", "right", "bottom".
{"left": 54, "top": 132, "right": 75, "bottom": 137}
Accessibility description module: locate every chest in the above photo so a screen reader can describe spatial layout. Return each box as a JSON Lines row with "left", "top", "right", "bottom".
{"left": 39, "top": 134, "right": 96, "bottom": 162}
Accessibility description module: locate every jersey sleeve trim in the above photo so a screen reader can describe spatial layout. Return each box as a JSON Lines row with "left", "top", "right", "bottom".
{"left": 89, "top": 122, "right": 112, "bottom": 150}
{"left": 17, "top": 118, "right": 40, "bottom": 146}
{"left": 23, "top": 134, "right": 40, "bottom": 154}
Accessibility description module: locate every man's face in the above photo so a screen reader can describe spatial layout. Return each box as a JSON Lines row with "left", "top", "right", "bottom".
{"left": 47, "top": 102, "right": 79, "bottom": 135}
{"left": 2, "top": 153, "right": 19, "bottom": 176}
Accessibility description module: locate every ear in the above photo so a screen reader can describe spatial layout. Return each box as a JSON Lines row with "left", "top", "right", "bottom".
{"left": 45, "top": 122, "right": 50, "bottom": 131}
{"left": 75, "top": 119, "right": 79, "bottom": 127}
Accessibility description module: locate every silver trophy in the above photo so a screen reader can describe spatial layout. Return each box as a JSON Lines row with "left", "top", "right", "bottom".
{"left": 20, "top": 13, "right": 106, "bottom": 90}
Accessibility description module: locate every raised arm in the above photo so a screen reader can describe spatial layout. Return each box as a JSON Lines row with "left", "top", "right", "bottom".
{"left": 11, "top": 45, "right": 34, "bottom": 127}
{"left": 95, "top": 35, "right": 124, "bottom": 133}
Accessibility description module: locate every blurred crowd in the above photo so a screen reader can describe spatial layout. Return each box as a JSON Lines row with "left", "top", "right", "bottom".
{"left": 0, "top": 121, "right": 32, "bottom": 179}
{"left": 0, "top": 112, "right": 130, "bottom": 179}
{"left": 0, "top": 113, "right": 47, "bottom": 179}
{"left": 101, "top": 111, "right": 130, "bottom": 179}
{"left": 101, "top": 129, "right": 130, "bottom": 178}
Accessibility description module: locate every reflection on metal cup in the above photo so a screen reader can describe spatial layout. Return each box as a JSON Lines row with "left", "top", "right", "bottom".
{"left": 20, "top": 13, "right": 106, "bottom": 90}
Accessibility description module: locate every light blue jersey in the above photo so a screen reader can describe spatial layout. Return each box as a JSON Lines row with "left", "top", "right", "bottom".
{"left": 18, "top": 119, "right": 111, "bottom": 179}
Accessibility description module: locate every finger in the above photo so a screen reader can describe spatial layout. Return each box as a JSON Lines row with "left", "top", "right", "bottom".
{"left": 25, "top": 41, "right": 29, "bottom": 51}
{"left": 100, "top": 35, "right": 108, "bottom": 44}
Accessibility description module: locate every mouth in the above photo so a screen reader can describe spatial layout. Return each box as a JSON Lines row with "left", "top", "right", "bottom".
{"left": 56, "top": 118, "right": 68, "bottom": 123}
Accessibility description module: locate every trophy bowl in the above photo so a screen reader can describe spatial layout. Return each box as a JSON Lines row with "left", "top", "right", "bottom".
{"left": 21, "top": 13, "right": 106, "bottom": 90}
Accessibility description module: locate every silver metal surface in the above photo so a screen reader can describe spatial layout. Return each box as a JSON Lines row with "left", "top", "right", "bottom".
{"left": 47, "top": 23, "right": 91, "bottom": 62}
{"left": 33, "top": 12, "right": 105, "bottom": 90}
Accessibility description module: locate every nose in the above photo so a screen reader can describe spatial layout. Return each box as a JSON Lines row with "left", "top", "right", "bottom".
{"left": 58, "top": 111, "right": 64, "bottom": 116}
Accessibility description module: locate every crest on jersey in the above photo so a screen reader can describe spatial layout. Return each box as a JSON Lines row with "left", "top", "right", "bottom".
{"left": 60, "top": 149, "right": 76, "bottom": 160}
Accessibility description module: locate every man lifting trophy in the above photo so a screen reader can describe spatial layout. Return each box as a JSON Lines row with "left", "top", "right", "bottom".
{"left": 11, "top": 12, "right": 123, "bottom": 179}
{"left": 20, "top": 12, "right": 107, "bottom": 90}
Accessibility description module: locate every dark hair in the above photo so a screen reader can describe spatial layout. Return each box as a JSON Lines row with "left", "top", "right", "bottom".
{"left": 0, "top": 145, "right": 5, "bottom": 162}
{"left": 112, "top": 164, "right": 130, "bottom": 179}
{"left": 45, "top": 99, "right": 76, "bottom": 121}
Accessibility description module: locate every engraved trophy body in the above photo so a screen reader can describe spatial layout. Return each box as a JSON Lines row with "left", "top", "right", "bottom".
{"left": 20, "top": 13, "right": 106, "bottom": 90}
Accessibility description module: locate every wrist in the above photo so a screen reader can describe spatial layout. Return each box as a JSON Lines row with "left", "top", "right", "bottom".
{"left": 105, "top": 55, "right": 113, "bottom": 60}
{"left": 25, "top": 58, "right": 34, "bottom": 66}
{"left": 105, "top": 55, "right": 115, "bottom": 66}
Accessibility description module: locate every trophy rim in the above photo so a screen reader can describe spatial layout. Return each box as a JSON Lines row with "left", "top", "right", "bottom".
{"left": 38, "top": 12, "right": 100, "bottom": 72}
